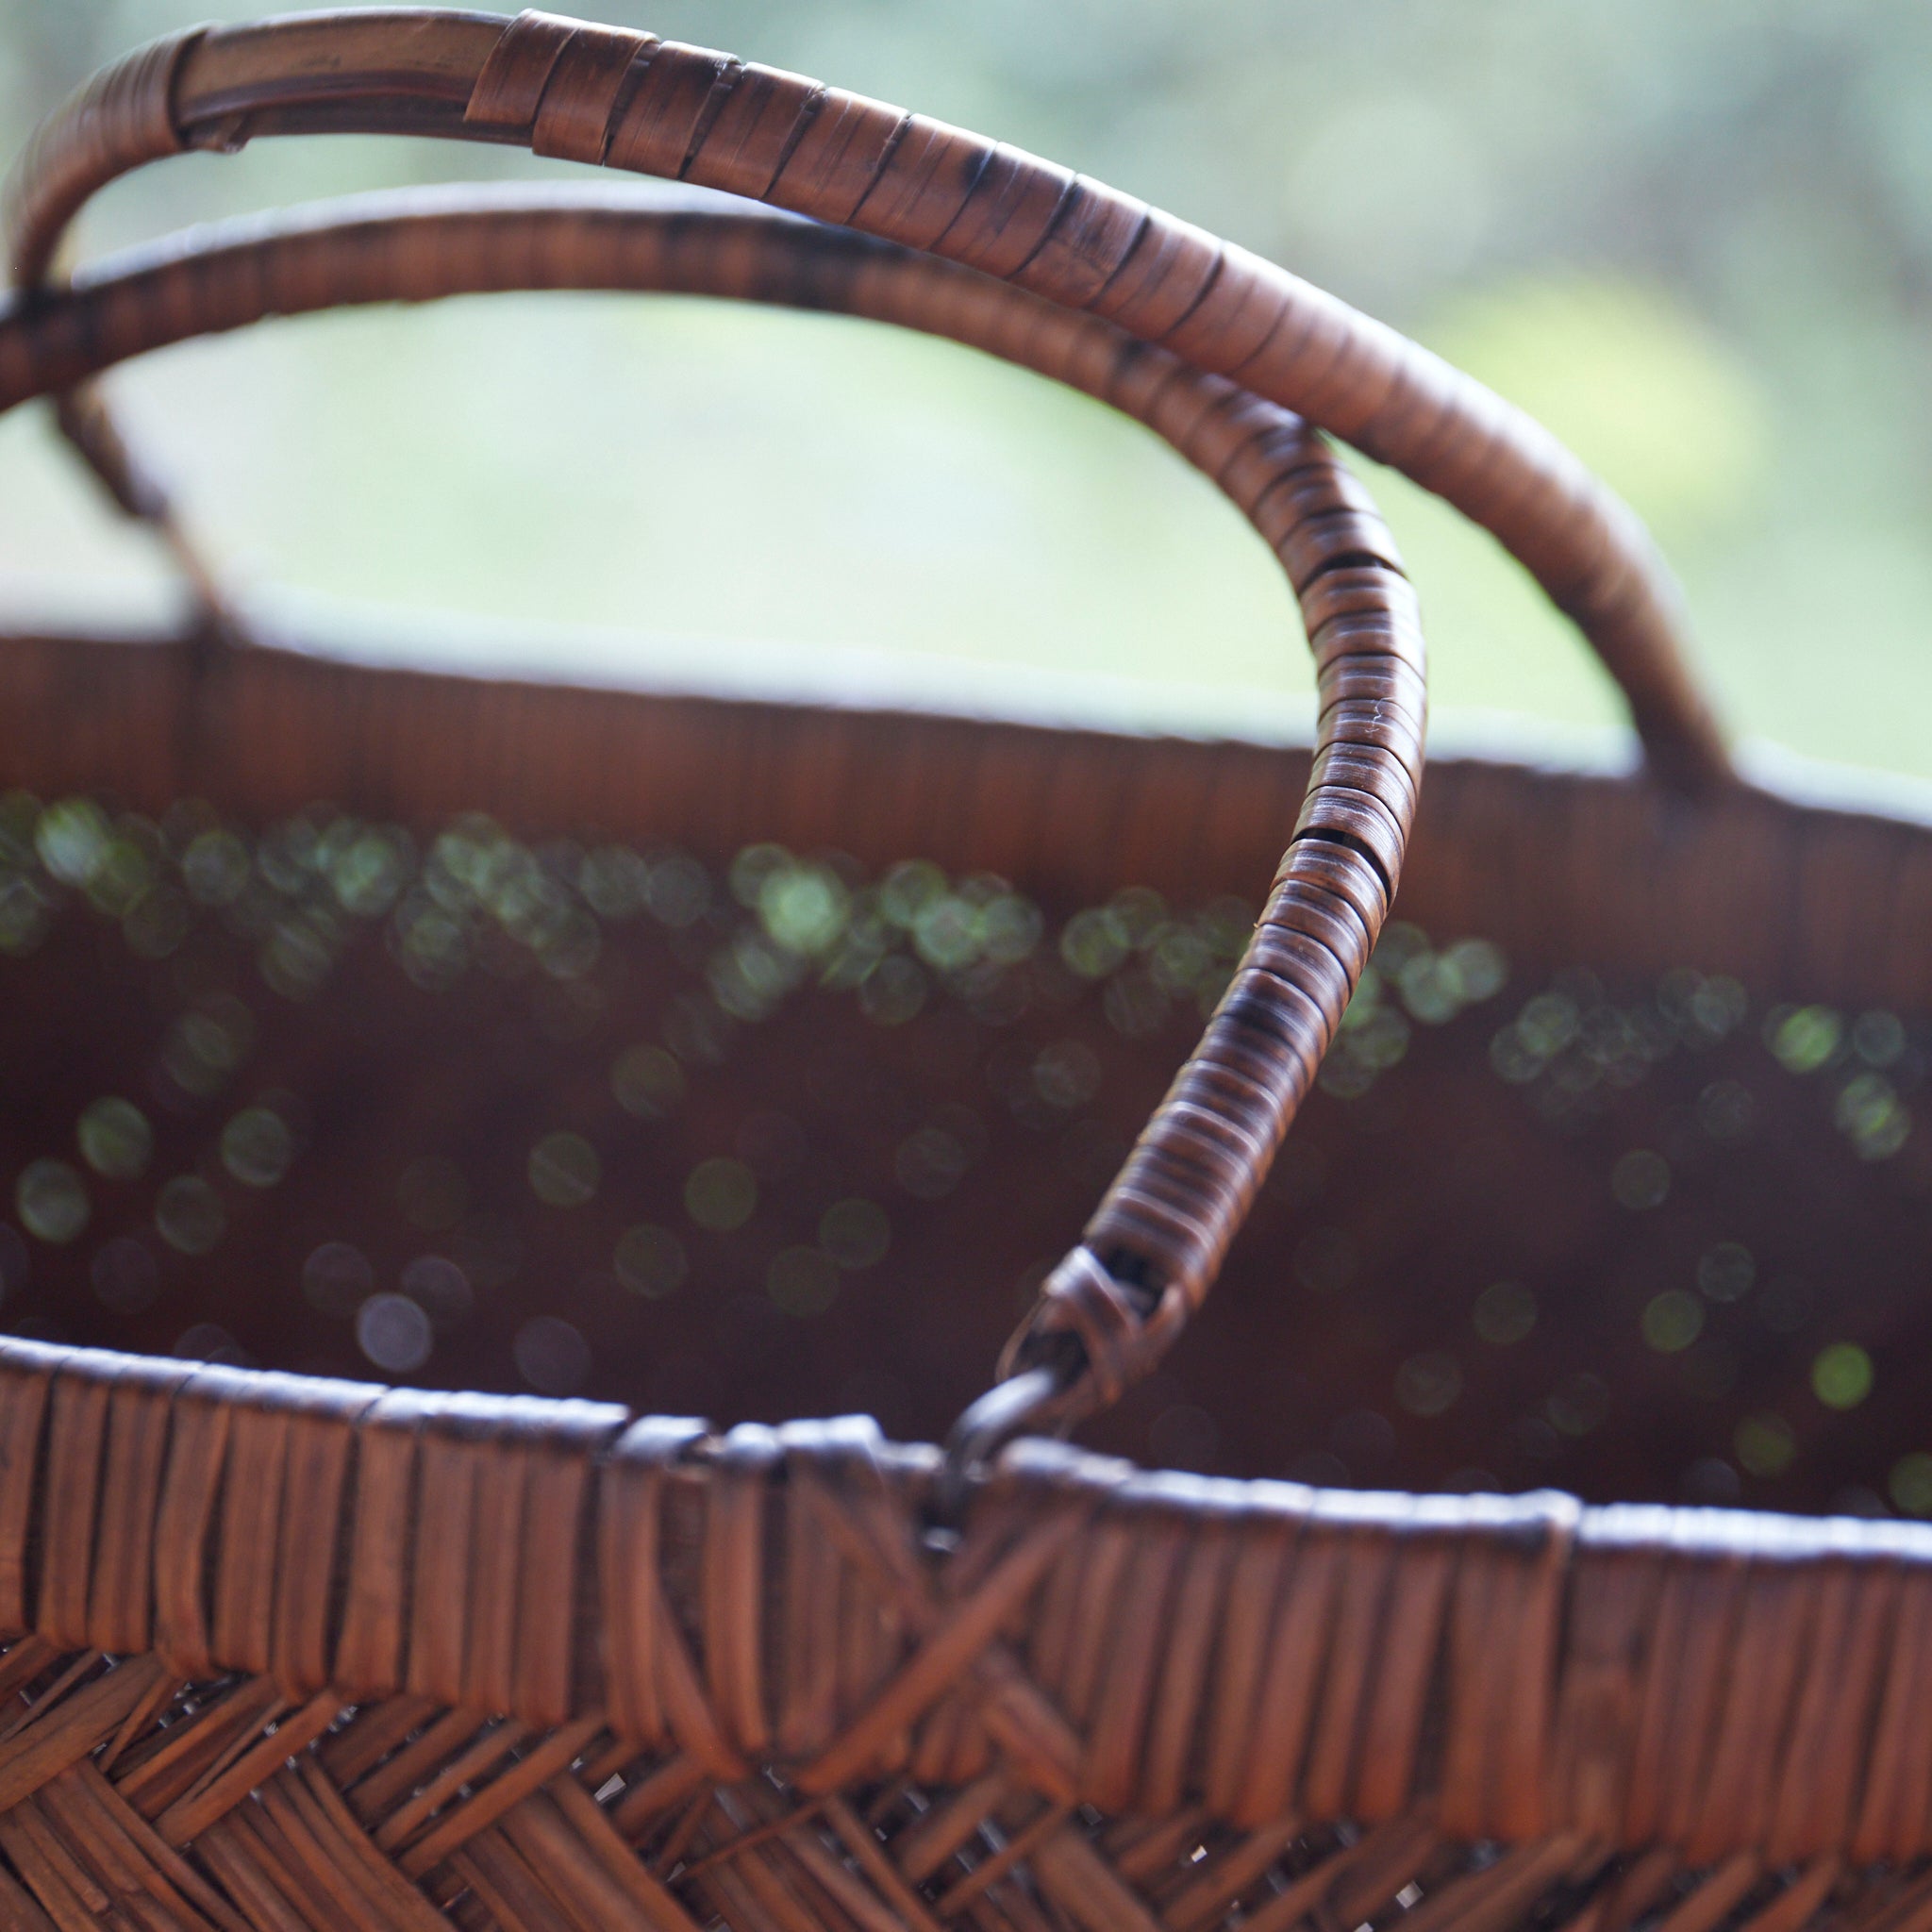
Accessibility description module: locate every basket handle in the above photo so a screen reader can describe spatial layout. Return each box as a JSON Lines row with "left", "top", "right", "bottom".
{"left": 5, "top": 8, "right": 1729, "bottom": 791}
{"left": 0, "top": 183, "right": 1423, "bottom": 1441}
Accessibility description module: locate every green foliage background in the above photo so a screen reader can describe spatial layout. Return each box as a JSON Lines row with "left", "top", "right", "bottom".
{"left": 0, "top": 1, "right": 1927, "bottom": 775}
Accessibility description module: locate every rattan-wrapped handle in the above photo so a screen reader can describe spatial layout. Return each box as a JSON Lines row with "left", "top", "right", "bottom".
{"left": 5, "top": 8, "right": 1726, "bottom": 791}
{"left": 0, "top": 184, "right": 1424, "bottom": 1434}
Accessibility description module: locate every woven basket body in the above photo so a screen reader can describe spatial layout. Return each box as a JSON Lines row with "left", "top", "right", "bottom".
{"left": 0, "top": 635, "right": 1925, "bottom": 1508}
{"left": 0, "top": 14, "right": 1925, "bottom": 1932}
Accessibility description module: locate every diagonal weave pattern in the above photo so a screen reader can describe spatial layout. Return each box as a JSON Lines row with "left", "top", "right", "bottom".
{"left": 0, "top": 1340, "right": 1929, "bottom": 1931}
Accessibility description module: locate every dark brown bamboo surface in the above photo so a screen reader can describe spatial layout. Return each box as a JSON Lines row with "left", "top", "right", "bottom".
{"left": 1, "top": 8, "right": 1730, "bottom": 787}
{"left": 0, "top": 689, "right": 1925, "bottom": 1506}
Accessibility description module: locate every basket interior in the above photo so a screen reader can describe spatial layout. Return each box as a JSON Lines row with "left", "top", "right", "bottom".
{"left": 2, "top": 670, "right": 1927, "bottom": 1527}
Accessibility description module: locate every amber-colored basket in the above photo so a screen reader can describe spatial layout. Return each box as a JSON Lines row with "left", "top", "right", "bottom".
{"left": 0, "top": 13, "right": 1928, "bottom": 1932}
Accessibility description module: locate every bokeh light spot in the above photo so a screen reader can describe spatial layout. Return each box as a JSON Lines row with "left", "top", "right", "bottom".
{"left": 17, "top": 1160, "right": 88, "bottom": 1244}
{"left": 1395, "top": 1351, "right": 1464, "bottom": 1417}
{"left": 1736, "top": 1412, "right": 1797, "bottom": 1478}
{"left": 514, "top": 1316, "right": 590, "bottom": 1394}
{"left": 358, "top": 1292, "right": 432, "bottom": 1374}
{"left": 686, "top": 1157, "right": 757, "bottom": 1232}
{"left": 1812, "top": 1342, "right": 1874, "bottom": 1410}
{"left": 77, "top": 1097, "right": 152, "bottom": 1180}
{"left": 401, "top": 1255, "right": 474, "bottom": 1329}
{"left": 1697, "top": 1241, "right": 1755, "bottom": 1303}
{"left": 1611, "top": 1149, "right": 1671, "bottom": 1210}
{"left": 156, "top": 1177, "right": 225, "bottom": 1256}
{"left": 820, "top": 1199, "right": 891, "bottom": 1271}
{"left": 614, "top": 1224, "right": 687, "bottom": 1299}
{"left": 1642, "top": 1290, "right": 1704, "bottom": 1354}
{"left": 221, "top": 1107, "right": 292, "bottom": 1188}
{"left": 768, "top": 1246, "right": 840, "bottom": 1318}
{"left": 1473, "top": 1280, "right": 1536, "bottom": 1345}
{"left": 611, "top": 1042, "right": 687, "bottom": 1119}
{"left": 529, "top": 1131, "right": 600, "bottom": 1208}
{"left": 304, "top": 1241, "right": 373, "bottom": 1318}
{"left": 1890, "top": 1453, "right": 1932, "bottom": 1517}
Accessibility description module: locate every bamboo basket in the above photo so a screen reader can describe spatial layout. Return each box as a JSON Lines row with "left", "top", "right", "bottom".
{"left": 0, "top": 13, "right": 1926, "bottom": 1932}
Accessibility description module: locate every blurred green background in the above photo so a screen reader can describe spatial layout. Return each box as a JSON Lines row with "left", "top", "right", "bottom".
{"left": 0, "top": 1, "right": 1927, "bottom": 777}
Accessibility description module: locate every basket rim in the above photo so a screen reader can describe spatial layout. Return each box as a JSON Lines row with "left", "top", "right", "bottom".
{"left": 5, "top": 1324, "right": 1925, "bottom": 1545}
{"left": 2, "top": 1328, "right": 1928, "bottom": 1871}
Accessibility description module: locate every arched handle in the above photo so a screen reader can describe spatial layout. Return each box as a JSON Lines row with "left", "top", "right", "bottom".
{"left": 5, "top": 8, "right": 1727, "bottom": 789}
{"left": 0, "top": 183, "right": 1424, "bottom": 1431}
